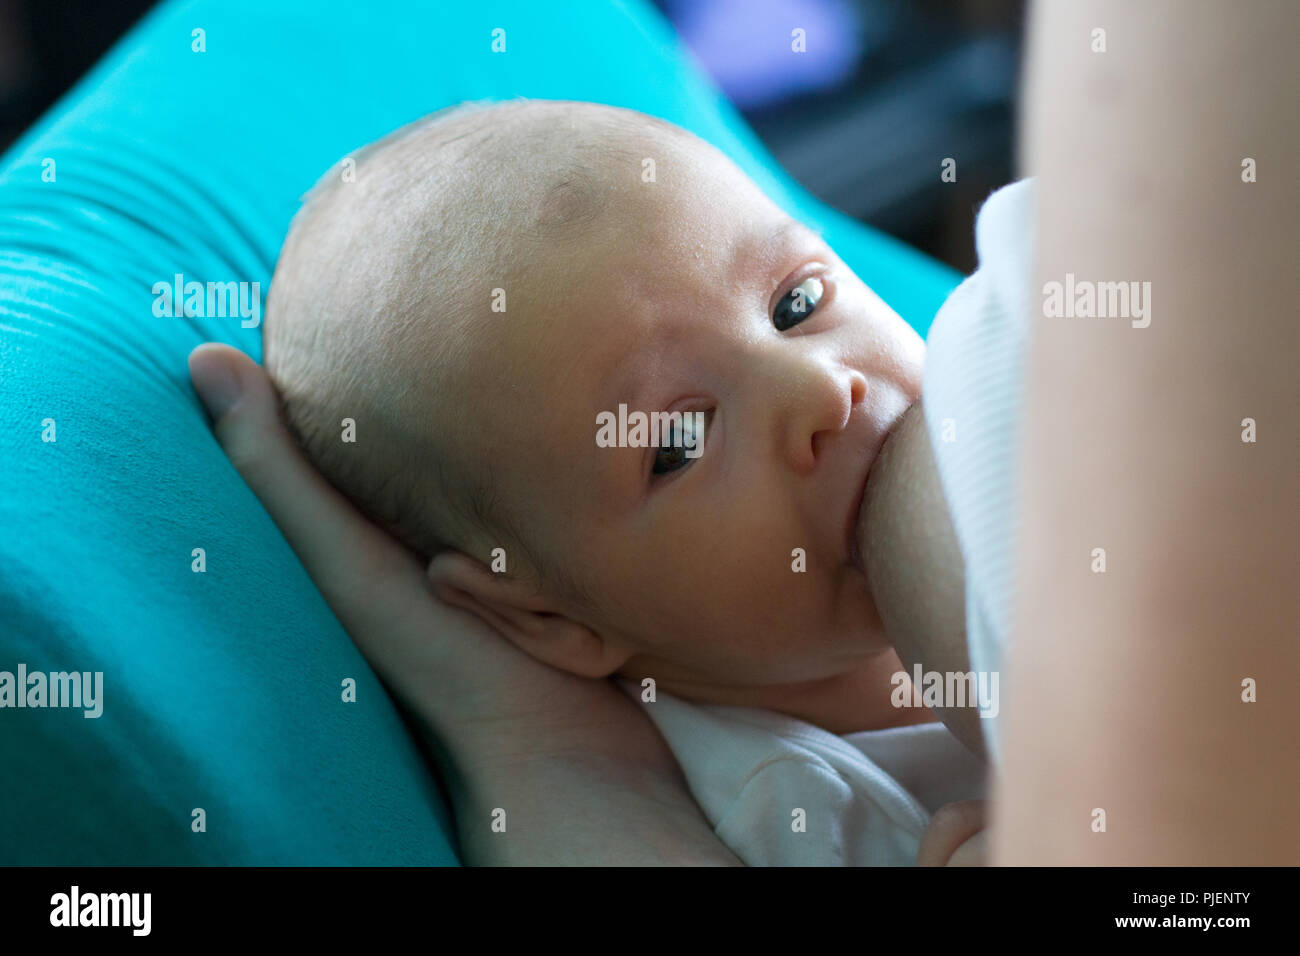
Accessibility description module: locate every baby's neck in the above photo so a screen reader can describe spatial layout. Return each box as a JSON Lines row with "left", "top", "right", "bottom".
{"left": 669, "top": 647, "right": 937, "bottom": 736}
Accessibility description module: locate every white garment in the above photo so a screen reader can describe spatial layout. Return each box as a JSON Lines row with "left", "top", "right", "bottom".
{"left": 615, "top": 677, "right": 986, "bottom": 866}
{"left": 921, "top": 178, "right": 1034, "bottom": 764}
{"left": 615, "top": 180, "right": 1033, "bottom": 865}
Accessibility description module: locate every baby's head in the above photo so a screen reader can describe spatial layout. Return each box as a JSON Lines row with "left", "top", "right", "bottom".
{"left": 265, "top": 99, "right": 924, "bottom": 699}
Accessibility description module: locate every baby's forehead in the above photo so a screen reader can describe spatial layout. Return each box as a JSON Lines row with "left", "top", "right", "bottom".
{"left": 373, "top": 103, "right": 783, "bottom": 389}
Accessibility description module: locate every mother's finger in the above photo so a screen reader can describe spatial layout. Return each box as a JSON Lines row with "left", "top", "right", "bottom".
{"left": 917, "top": 800, "right": 988, "bottom": 867}
{"left": 188, "top": 343, "right": 428, "bottom": 637}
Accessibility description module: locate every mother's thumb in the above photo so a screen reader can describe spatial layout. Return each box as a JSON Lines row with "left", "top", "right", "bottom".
{"left": 188, "top": 343, "right": 254, "bottom": 422}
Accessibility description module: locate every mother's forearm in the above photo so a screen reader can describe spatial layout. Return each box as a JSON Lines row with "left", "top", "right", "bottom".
{"left": 418, "top": 695, "right": 742, "bottom": 866}
{"left": 1000, "top": 0, "right": 1300, "bottom": 863}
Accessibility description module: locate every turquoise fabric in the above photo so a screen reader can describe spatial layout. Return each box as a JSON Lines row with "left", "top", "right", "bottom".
{"left": 0, "top": 0, "right": 960, "bottom": 864}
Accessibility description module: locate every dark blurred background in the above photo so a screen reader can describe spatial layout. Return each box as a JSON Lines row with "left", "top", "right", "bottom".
{"left": 0, "top": 0, "right": 1025, "bottom": 273}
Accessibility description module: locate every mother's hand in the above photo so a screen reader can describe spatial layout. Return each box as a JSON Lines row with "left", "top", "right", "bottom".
{"left": 188, "top": 343, "right": 739, "bottom": 865}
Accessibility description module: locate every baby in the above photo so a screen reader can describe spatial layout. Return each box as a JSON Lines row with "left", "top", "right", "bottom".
{"left": 263, "top": 98, "right": 996, "bottom": 864}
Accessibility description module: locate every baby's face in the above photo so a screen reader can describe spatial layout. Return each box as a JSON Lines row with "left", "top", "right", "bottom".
{"left": 464, "top": 127, "right": 924, "bottom": 692}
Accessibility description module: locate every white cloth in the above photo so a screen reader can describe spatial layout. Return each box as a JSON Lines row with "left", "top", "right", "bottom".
{"left": 615, "top": 677, "right": 986, "bottom": 866}
{"left": 613, "top": 179, "right": 1033, "bottom": 865}
{"left": 922, "top": 178, "right": 1034, "bottom": 764}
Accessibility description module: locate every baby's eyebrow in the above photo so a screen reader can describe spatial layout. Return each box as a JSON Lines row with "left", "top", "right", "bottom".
{"left": 767, "top": 218, "right": 817, "bottom": 249}
{"left": 782, "top": 219, "right": 822, "bottom": 241}
{"left": 752, "top": 219, "right": 824, "bottom": 273}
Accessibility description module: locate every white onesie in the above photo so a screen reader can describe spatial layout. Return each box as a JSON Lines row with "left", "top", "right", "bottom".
{"left": 615, "top": 675, "right": 987, "bottom": 865}
{"left": 617, "top": 179, "right": 1033, "bottom": 864}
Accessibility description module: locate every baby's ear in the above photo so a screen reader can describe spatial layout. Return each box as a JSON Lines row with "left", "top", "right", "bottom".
{"left": 425, "top": 551, "right": 628, "bottom": 679}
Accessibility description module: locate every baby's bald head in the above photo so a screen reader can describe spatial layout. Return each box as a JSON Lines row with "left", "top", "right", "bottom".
{"left": 264, "top": 99, "right": 683, "bottom": 592}
{"left": 263, "top": 95, "right": 932, "bottom": 699}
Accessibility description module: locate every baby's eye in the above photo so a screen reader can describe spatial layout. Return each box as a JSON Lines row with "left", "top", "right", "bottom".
{"left": 651, "top": 414, "right": 707, "bottom": 476}
{"left": 773, "top": 276, "right": 824, "bottom": 332}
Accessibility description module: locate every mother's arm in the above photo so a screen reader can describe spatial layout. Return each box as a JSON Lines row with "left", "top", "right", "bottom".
{"left": 1000, "top": 0, "right": 1300, "bottom": 863}
{"left": 189, "top": 344, "right": 740, "bottom": 865}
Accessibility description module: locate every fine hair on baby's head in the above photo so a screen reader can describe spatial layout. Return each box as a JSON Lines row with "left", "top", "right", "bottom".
{"left": 265, "top": 96, "right": 927, "bottom": 697}
{"left": 265, "top": 99, "right": 672, "bottom": 605}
